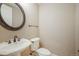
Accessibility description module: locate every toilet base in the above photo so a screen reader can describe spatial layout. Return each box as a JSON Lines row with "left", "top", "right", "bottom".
{"left": 30, "top": 48, "right": 52, "bottom": 56}
{"left": 30, "top": 51, "right": 57, "bottom": 56}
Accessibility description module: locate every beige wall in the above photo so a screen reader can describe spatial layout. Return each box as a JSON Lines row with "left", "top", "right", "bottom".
{"left": 0, "top": 3, "right": 39, "bottom": 42}
{"left": 75, "top": 4, "right": 79, "bottom": 55}
{"left": 0, "top": 26, "right": 13, "bottom": 42}
{"left": 39, "top": 3, "right": 75, "bottom": 56}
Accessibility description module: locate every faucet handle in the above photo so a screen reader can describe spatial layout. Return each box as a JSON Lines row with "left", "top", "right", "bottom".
{"left": 8, "top": 40, "right": 11, "bottom": 44}
{"left": 18, "top": 38, "right": 20, "bottom": 41}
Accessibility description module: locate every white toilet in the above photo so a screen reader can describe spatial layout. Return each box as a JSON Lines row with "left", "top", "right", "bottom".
{"left": 30, "top": 38, "right": 52, "bottom": 56}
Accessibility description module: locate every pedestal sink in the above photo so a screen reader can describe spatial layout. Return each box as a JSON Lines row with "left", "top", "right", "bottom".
{"left": 0, "top": 38, "right": 31, "bottom": 56}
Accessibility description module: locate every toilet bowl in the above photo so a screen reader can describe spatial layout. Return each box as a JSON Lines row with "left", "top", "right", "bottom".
{"left": 36, "top": 48, "right": 52, "bottom": 56}
{"left": 30, "top": 37, "right": 52, "bottom": 56}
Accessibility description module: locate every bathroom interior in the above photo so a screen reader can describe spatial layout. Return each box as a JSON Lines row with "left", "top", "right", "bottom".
{"left": 0, "top": 3, "right": 79, "bottom": 56}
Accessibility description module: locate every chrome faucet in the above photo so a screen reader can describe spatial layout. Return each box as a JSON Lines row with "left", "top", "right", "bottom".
{"left": 13, "top": 35, "right": 21, "bottom": 42}
{"left": 14, "top": 35, "right": 18, "bottom": 42}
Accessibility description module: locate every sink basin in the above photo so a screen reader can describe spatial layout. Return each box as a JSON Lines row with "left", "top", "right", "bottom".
{"left": 0, "top": 38, "right": 31, "bottom": 56}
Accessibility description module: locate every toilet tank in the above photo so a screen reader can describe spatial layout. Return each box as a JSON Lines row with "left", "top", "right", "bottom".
{"left": 30, "top": 37, "right": 40, "bottom": 51}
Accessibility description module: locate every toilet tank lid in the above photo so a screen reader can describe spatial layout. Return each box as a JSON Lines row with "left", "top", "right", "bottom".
{"left": 36, "top": 48, "right": 51, "bottom": 55}
{"left": 30, "top": 37, "right": 40, "bottom": 41}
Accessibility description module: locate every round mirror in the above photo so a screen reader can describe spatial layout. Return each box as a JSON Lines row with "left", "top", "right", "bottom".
{"left": 0, "top": 3, "right": 25, "bottom": 31}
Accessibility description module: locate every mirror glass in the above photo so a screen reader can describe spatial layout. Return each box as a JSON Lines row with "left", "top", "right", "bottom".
{"left": 1, "top": 3, "right": 23, "bottom": 27}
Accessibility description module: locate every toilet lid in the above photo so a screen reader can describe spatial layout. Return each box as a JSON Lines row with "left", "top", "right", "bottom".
{"left": 36, "top": 48, "right": 51, "bottom": 56}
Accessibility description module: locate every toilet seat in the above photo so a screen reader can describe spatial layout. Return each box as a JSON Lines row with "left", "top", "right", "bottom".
{"left": 36, "top": 48, "right": 51, "bottom": 56}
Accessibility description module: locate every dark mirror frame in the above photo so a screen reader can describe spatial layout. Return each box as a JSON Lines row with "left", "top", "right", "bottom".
{"left": 0, "top": 3, "right": 25, "bottom": 31}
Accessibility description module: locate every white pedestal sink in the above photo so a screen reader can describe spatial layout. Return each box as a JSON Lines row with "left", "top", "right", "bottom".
{"left": 0, "top": 38, "right": 31, "bottom": 56}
